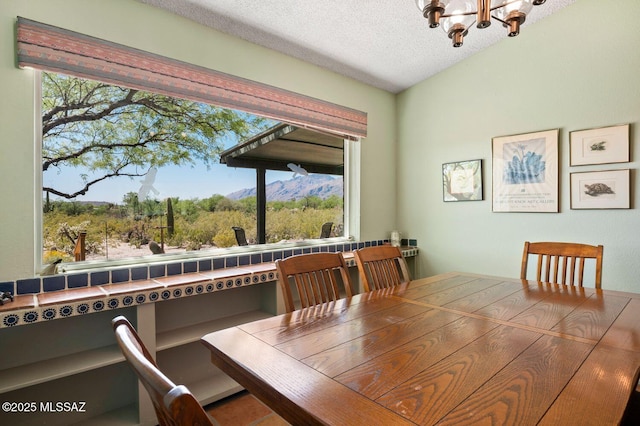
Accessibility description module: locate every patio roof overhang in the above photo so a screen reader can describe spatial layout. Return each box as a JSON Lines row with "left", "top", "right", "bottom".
{"left": 219, "top": 123, "right": 344, "bottom": 175}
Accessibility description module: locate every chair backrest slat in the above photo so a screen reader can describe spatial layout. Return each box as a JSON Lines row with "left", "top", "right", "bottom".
{"left": 521, "top": 241, "right": 603, "bottom": 288}
{"left": 112, "top": 316, "right": 214, "bottom": 426}
{"left": 276, "top": 252, "right": 353, "bottom": 313}
{"left": 354, "top": 245, "right": 411, "bottom": 292}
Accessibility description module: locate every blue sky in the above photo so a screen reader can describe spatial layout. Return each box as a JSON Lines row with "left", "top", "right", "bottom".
{"left": 45, "top": 159, "right": 294, "bottom": 204}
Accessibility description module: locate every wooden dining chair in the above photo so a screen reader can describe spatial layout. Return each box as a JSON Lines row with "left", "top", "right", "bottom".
{"left": 275, "top": 252, "right": 353, "bottom": 313}
{"left": 520, "top": 241, "right": 604, "bottom": 288}
{"left": 354, "top": 245, "right": 411, "bottom": 292}
{"left": 112, "top": 316, "right": 214, "bottom": 426}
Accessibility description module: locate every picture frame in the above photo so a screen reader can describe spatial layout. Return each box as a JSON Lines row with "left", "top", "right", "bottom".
{"left": 442, "top": 159, "right": 483, "bottom": 202}
{"left": 569, "top": 124, "right": 629, "bottom": 166}
{"left": 570, "top": 169, "right": 630, "bottom": 209}
{"left": 492, "top": 129, "right": 559, "bottom": 212}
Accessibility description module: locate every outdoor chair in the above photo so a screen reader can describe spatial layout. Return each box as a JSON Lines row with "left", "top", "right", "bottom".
{"left": 232, "top": 226, "right": 248, "bottom": 246}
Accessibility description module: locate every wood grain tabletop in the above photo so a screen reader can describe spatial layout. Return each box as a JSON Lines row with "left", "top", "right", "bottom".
{"left": 201, "top": 272, "right": 640, "bottom": 425}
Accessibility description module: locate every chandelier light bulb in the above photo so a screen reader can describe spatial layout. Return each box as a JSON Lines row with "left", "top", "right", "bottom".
{"left": 416, "top": 0, "right": 547, "bottom": 47}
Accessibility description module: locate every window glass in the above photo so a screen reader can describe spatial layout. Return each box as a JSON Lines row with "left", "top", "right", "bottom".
{"left": 40, "top": 72, "right": 345, "bottom": 265}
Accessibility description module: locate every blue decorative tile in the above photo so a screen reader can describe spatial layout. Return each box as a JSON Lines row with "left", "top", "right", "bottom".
{"left": 183, "top": 261, "right": 197, "bottom": 273}
{"left": 358, "top": 242, "right": 365, "bottom": 249}
{"left": 272, "top": 251, "right": 283, "bottom": 260}
{"left": 149, "top": 264, "right": 165, "bottom": 279}
{"left": 238, "top": 255, "right": 250, "bottom": 266}
{"left": 17, "top": 278, "right": 40, "bottom": 295}
{"left": 111, "top": 269, "right": 130, "bottom": 283}
{"left": 213, "top": 258, "right": 225, "bottom": 270}
{"left": 59, "top": 305, "right": 73, "bottom": 317}
{"left": 262, "top": 252, "right": 273, "bottom": 262}
{"left": 131, "top": 267, "right": 148, "bottom": 281}
{"left": 312, "top": 246, "right": 320, "bottom": 252}
{"left": 283, "top": 250, "right": 293, "bottom": 259}
{"left": 199, "top": 259, "right": 212, "bottom": 272}
{"left": 90, "top": 271, "right": 109, "bottom": 286}
{"left": 167, "top": 263, "right": 182, "bottom": 276}
{"left": 42, "top": 275, "right": 65, "bottom": 292}
{"left": 23, "top": 311, "right": 38, "bottom": 323}
{"left": 0, "top": 281, "right": 14, "bottom": 295}
{"left": 293, "top": 249, "right": 303, "bottom": 256}
{"left": 225, "top": 257, "right": 238, "bottom": 268}
{"left": 250, "top": 254, "right": 262, "bottom": 264}
{"left": 3, "top": 314, "right": 19, "bottom": 327}
{"left": 364, "top": 241, "right": 371, "bottom": 247}
{"left": 409, "top": 239, "right": 418, "bottom": 246}
{"left": 328, "top": 245, "right": 336, "bottom": 252}
{"left": 303, "top": 247, "right": 311, "bottom": 254}
{"left": 67, "top": 273, "right": 88, "bottom": 288}
{"left": 42, "top": 308, "right": 56, "bottom": 320}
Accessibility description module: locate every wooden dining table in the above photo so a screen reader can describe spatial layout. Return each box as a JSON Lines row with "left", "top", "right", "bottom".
{"left": 201, "top": 272, "right": 640, "bottom": 425}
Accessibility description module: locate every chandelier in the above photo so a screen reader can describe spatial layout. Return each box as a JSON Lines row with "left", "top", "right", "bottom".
{"left": 416, "top": 0, "right": 547, "bottom": 47}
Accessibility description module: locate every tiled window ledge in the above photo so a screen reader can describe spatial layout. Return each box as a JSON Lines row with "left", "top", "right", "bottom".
{"left": 0, "top": 243, "right": 418, "bottom": 328}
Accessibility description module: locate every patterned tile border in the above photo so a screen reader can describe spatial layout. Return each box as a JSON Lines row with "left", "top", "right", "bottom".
{"left": 0, "top": 243, "right": 418, "bottom": 329}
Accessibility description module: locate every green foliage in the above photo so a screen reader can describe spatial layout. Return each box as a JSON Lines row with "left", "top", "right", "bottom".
{"left": 41, "top": 72, "right": 272, "bottom": 199}
{"left": 43, "top": 195, "right": 343, "bottom": 262}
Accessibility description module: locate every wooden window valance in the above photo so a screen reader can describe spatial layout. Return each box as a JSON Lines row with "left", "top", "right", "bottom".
{"left": 16, "top": 17, "right": 367, "bottom": 140}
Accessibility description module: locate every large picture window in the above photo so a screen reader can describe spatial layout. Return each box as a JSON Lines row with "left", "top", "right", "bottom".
{"left": 40, "top": 72, "right": 346, "bottom": 266}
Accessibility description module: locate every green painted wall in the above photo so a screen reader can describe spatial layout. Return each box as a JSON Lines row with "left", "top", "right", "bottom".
{"left": 397, "top": 0, "right": 640, "bottom": 291}
{"left": 0, "top": 0, "right": 396, "bottom": 281}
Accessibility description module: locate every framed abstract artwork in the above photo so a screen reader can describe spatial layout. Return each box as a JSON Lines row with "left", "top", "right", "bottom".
{"left": 570, "top": 124, "right": 629, "bottom": 166}
{"left": 492, "top": 129, "right": 559, "bottom": 212}
{"left": 442, "top": 159, "right": 483, "bottom": 202}
{"left": 570, "top": 169, "right": 630, "bottom": 209}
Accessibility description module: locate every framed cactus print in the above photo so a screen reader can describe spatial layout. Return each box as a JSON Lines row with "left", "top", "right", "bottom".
{"left": 492, "top": 129, "right": 559, "bottom": 212}
{"left": 570, "top": 169, "right": 630, "bottom": 209}
{"left": 570, "top": 124, "right": 629, "bottom": 166}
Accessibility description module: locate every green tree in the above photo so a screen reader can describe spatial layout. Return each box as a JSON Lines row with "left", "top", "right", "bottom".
{"left": 41, "top": 72, "right": 271, "bottom": 199}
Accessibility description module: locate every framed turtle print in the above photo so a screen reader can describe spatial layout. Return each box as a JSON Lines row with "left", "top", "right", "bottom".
{"left": 570, "top": 124, "right": 629, "bottom": 166}
{"left": 570, "top": 169, "right": 630, "bottom": 209}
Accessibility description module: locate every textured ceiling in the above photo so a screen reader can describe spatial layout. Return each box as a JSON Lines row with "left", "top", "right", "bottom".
{"left": 139, "top": 0, "right": 576, "bottom": 93}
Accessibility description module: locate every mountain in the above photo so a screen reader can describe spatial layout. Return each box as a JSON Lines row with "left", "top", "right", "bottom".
{"left": 226, "top": 174, "right": 343, "bottom": 201}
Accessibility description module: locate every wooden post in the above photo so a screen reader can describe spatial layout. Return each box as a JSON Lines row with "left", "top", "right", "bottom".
{"left": 74, "top": 231, "right": 87, "bottom": 261}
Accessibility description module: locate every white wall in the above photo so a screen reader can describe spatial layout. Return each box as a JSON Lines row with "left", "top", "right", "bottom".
{"left": 397, "top": 0, "right": 640, "bottom": 292}
{"left": 0, "top": 0, "right": 397, "bottom": 281}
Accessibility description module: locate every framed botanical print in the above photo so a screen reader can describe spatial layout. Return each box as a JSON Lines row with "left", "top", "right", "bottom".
{"left": 492, "top": 129, "right": 559, "bottom": 212}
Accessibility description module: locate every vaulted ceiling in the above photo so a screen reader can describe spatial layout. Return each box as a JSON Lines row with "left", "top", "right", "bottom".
{"left": 140, "top": 0, "right": 576, "bottom": 93}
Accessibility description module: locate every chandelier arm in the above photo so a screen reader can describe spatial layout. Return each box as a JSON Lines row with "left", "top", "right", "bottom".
{"left": 489, "top": 0, "right": 525, "bottom": 12}
{"left": 491, "top": 15, "right": 508, "bottom": 26}
{"left": 441, "top": 11, "right": 477, "bottom": 18}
